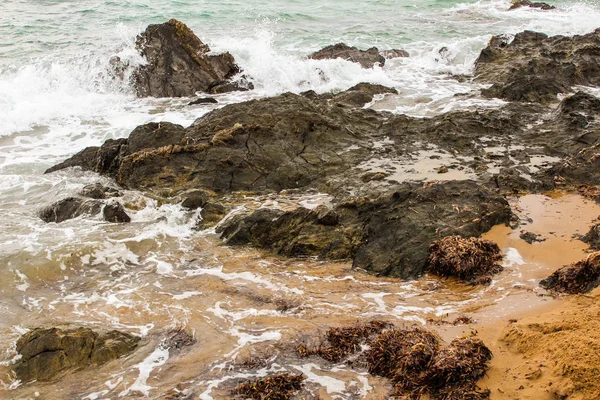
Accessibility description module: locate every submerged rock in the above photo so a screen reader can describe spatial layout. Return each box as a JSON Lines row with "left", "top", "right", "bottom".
{"left": 13, "top": 327, "right": 140, "bottom": 383}
{"left": 309, "top": 43, "right": 386, "bottom": 69}
{"left": 520, "top": 231, "right": 546, "bottom": 244}
{"left": 380, "top": 49, "right": 410, "bottom": 59}
{"left": 39, "top": 197, "right": 103, "bottom": 223}
{"left": 540, "top": 252, "right": 600, "bottom": 294}
{"left": 188, "top": 97, "right": 218, "bottom": 106}
{"left": 103, "top": 201, "right": 131, "bottom": 223}
{"left": 131, "top": 19, "right": 240, "bottom": 97}
{"left": 474, "top": 29, "right": 600, "bottom": 103}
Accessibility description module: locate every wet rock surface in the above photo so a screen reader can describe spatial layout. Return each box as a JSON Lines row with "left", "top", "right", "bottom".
{"left": 80, "top": 183, "right": 122, "bottom": 199}
{"left": 45, "top": 29, "right": 600, "bottom": 279}
{"left": 218, "top": 181, "right": 510, "bottom": 279}
{"left": 39, "top": 197, "right": 103, "bottom": 223}
{"left": 103, "top": 201, "right": 131, "bottom": 223}
{"left": 13, "top": 327, "right": 140, "bottom": 383}
{"left": 475, "top": 29, "right": 600, "bottom": 103}
{"left": 309, "top": 43, "right": 386, "bottom": 68}
{"left": 131, "top": 19, "right": 239, "bottom": 97}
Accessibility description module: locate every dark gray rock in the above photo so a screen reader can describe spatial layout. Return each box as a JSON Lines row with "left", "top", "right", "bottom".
{"left": 509, "top": 0, "right": 556, "bottom": 10}
{"left": 39, "top": 197, "right": 103, "bottom": 223}
{"left": 309, "top": 43, "right": 386, "bottom": 69}
{"left": 181, "top": 190, "right": 210, "bottom": 210}
{"left": 188, "top": 97, "right": 218, "bottom": 106}
{"left": 103, "top": 201, "right": 131, "bottom": 223}
{"left": 217, "top": 181, "right": 511, "bottom": 279}
{"left": 131, "top": 19, "right": 240, "bottom": 97}
{"left": 80, "top": 183, "right": 121, "bottom": 199}
{"left": 474, "top": 28, "right": 600, "bottom": 103}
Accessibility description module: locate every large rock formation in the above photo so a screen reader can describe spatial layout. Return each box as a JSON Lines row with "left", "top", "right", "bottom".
{"left": 474, "top": 29, "right": 600, "bottom": 103}
{"left": 309, "top": 43, "right": 386, "bottom": 68}
{"left": 13, "top": 327, "right": 140, "bottom": 383}
{"left": 218, "top": 181, "right": 511, "bottom": 279}
{"left": 131, "top": 19, "right": 240, "bottom": 97}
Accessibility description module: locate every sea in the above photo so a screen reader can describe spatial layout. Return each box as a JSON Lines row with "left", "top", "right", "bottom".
{"left": 1, "top": 0, "right": 600, "bottom": 398}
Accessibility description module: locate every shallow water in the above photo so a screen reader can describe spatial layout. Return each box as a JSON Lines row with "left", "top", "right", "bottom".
{"left": 2, "top": 0, "right": 600, "bottom": 398}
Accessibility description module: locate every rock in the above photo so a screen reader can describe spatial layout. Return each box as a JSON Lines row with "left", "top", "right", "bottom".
{"left": 181, "top": 190, "right": 210, "bottom": 210}
{"left": 209, "top": 78, "right": 254, "bottom": 94}
{"left": 80, "top": 183, "right": 121, "bottom": 199}
{"left": 103, "top": 201, "right": 131, "bottom": 223}
{"left": 380, "top": 49, "right": 410, "bottom": 59}
{"left": 582, "top": 223, "right": 600, "bottom": 250}
{"left": 13, "top": 327, "right": 139, "bottom": 383}
{"left": 39, "top": 197, "right": 103, "bottom": 223}
{"left": 197, "top": 202, "right": 227, "bottom": 229}
{"left": 131, "top": 19, "right": 240, "bottom": 97}
{"left": 188, "top": 97, "right": 218, "bottom": 106}
{"left": 332, "top": 82, "right": 398, "bottom": 107}
{"left": 162, "top": 328, "right": 196, "bottom": 351}
{"left": 474, "top": 29, "right": 600, "bottom": 103}
{"left": 481, "top": 74, "right": 568, "bottom": 103}
{"left": 45, "top": 138, "right": 127, "bottom": 176}
{"left": 520, "top": 231, "right": 546, "bottom": 244}
{"left": 540, "top": 252, "right": 600, "bottom": 294}
{"left": 218, "top": 207, "right": 356, "bottom": 260}
{"left": 509, "top": 0, "right": 556, "bottom": 10}
{"left": 309, "top": 43, "right": 386, "bottom": 69}
{"left": 217, "top": 181, "right": 511, "bottom": 279}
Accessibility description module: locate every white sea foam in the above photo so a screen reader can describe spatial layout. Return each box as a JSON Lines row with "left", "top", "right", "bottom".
{"left": 119, "top": 346, "right": 170, "bottom": 397}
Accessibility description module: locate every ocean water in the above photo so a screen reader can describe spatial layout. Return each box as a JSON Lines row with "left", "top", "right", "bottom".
{"left": 1, "top": 0, "right": 600, "bottom": 398}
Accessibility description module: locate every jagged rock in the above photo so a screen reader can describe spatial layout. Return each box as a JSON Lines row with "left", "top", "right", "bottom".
{"left": 188, "top": 97, "right": 218, "bottom": 106}
{"left": 80, "top": 183, "right": 121, "bottom": 199}
{"left": 103, "top": 201, "right": 131, "bottom": 223}
{"left": 380, "top": 49, "right": 410, "bottom": 59}
{"left": 131, "top": 19, "right": 239, "bottom": 97}
{"left": 39, "top": 197, "right": 103, "bottom": 223}
{"left": 509, "top": 0, "right": 556, "bottom": 10}
{"left": 475, "top": 29, "right": 600, "bottom": 103}
{"left": 309, "top": 43, "right": 386, "bottom": 69}
{"left": 13, "top": 327, "right": 140, "bottom": 383}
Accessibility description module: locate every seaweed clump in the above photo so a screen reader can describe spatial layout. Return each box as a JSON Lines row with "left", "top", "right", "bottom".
{"left": 540, "top": 252, "right": 600, "bottom": 294}
{"left": 232, "top": 373, "right": 305, "bottom": 400}
{"left": 298, "top": 320, "right": 391, "bottom": 362}
{"left": 427, "top": 236, "right": 503, "bottom": 285}
{"left": 366, "top": 331, "right": 492, "bottom": 399}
